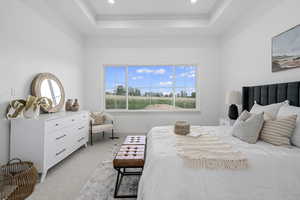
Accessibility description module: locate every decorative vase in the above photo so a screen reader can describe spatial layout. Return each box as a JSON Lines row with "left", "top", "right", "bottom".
{"left": 6, "top": 99, "right": 26, "bottom": 119}
{"left": 65, "top": 99, "right": 73, "bottom": 111}
{"left": 23, "top": 105, "right": 40, "bottom": 119}
{"left": 71, "top": 99, "right": 79, "bottom": 112}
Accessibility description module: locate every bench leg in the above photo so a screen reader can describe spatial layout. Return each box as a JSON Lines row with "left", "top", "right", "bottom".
{"left": 114, "top": 169, "right": 122, "bottom": 198}
{"left": 90, "top": 129, "right": 93, "bottom": 145}
{"left": 113, "top": 168, "right": 142, "bottom": 198}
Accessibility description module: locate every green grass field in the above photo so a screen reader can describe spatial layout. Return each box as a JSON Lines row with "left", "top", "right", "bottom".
{"left": 105, "top": 95, "right": 196, "bottom": 110}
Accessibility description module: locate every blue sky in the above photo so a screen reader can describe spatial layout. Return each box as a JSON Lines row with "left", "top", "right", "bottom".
{"left": 105, "top": 65, "right": 196, "bottom": 95}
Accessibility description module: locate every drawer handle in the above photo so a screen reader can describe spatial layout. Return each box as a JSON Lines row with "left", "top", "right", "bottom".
{"left": 72, "top": 119, "right": 75, "bottom": 122}
{"left": 55, "top": 123, "right": 59, "bottom": 127}
{"left": 56, "top": 134, "right": 66, "bottom": 140}
{"left": 56, "top": 148, "right": 66, "bottom": 156}
{"left": 78, "top": 126, "right": 85, "bottom": 130}
{"left": 78, "top": 137, "right": 85, "bottom": 142}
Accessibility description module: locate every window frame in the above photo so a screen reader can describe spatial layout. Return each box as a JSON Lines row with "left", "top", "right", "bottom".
{"left": 102, "top": 64, "right": 200, "bottom": 112}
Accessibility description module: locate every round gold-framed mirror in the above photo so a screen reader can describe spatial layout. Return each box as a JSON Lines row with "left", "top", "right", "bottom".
{"left": 31, "top": 73, "right": 65, "bottom": 113}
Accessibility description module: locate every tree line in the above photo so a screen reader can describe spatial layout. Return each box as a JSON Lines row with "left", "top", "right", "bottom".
{"left": 106, "top": 85, "right": 195, "bottom": 98}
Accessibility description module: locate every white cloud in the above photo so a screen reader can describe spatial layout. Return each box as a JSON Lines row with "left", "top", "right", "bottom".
{"left": 159, "top": 81, "right": 173, "bottom": 86}
{"left": 180, "top": 70, "right": 195, "bottom": 78}
{"left": 136, "top": 68, "right": 166, "bottom": 75}
{"left": 188, "top": 73, "right": 195, "bottom": 78}
{"left": 131, "top": 76, "right": 143, "bottom": 80}
{"left": 136, "top": 68, "right": 153, "bottom": 73}
{"left": 154, "top": 69, "right": 166, "bottom": 74}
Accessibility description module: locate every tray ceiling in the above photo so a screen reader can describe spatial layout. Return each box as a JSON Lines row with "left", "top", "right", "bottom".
{"left": 85, "top": 0, "right": 219, "bottom": 16}
{"left": 21, "top": 0, "right": 280, "bottom": 36}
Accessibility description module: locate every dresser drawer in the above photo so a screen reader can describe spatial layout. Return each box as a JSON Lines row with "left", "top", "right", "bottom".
{"left": 46, "top": 113, "right": 89, "bottom": 132}
{"left": 46, "top": 118, "right": 70, "bottom": 132}
{"left": 74, "top": 135, "right": 88, "bottom": 150}
{"left": 74, "top": 121, "right": 89, "bottom": 133}
{"left": 68, "top": 113, "right": 89, "bottom": 125}
{"left": 76, "top": 135, "right": 87, "bottom": 144}
{"left": 53, "top": 132, "right": 68, "bottom": 152}
{"left": 68, "top": 121, "right": 88, "bottom": 150}
{"left": 48, "top": 147, "right": 68, "bottom": 168}
{"left": 46, "top": 128, "right": 70, "bottom": 165}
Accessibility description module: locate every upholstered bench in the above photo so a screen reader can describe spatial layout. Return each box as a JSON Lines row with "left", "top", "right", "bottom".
{"left": 113, "top": 135, "right": 146, "bottom": 198}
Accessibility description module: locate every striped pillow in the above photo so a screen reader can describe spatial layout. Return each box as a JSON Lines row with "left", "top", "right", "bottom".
{"left": 260, "top": 115, "right": 297, "bottom": 146}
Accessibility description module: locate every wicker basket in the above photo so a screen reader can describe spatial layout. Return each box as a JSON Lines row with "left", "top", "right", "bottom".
{"left": 174, "top": 121, "right": 190, "bottom": 135}
{"left": 1, "top": 159, "right": 38, "bottom": 200}
{"left": 0, "top": 171, "right": 4, "bottom": 193}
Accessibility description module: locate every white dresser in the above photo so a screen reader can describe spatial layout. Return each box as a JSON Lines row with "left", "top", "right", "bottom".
{"left": 10, "top": 111, "right": 89, "bottom": 182}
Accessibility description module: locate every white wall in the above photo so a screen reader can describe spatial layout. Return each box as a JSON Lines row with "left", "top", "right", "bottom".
{"left": 220, "top": 0, "right": 300, "bottom": 116}
{"left": 83, "top": 36, "right": 221, "bottom": 134}
{"left": 0, "top": 0, "right": 84, "bottom": 164}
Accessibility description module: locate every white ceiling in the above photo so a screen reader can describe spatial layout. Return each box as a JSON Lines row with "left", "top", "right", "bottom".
{"left": 86, "top": 0, "right": 219, "bottom": 16}
{"left": 22, "top": 0, "right": 280, "bottom": 37}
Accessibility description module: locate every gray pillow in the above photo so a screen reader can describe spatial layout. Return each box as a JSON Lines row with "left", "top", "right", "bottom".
{"left": 232, "top": 111, "right": 264, "bottom": 144}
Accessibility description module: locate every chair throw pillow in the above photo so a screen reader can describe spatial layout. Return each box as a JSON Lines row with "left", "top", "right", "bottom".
{"left": 90, "top": 112, "right": 106, "bottom": 125}
{"left": 232, "top": 111, "right": 264, "bottom": 144}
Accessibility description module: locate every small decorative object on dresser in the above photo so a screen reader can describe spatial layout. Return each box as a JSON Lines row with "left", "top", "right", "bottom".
{"left": 174, "top": 121, "right": 190, "bottom": 135}
{"left": 65, "top": 99, "right": 73, "bottom": 111}
{"left": 226, "top": 91, "right": 241, "bottom": 120}
{"left": 10, "top": 111, "right": 89, "bottom": 183}
{"left": 71, "top": 99, "right": 80, "bottom": 111}
{"left": 65, "top": 99, "right": 80, "bottom": 112}
{"left": 6, "top": 96, "right": 52, "bottom": 119}
{"left": 23, "top": 96, "right": 41, "bottom": 119}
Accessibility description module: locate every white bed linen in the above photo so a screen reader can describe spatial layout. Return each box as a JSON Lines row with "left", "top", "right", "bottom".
{"left": 138, "top": 126, "right": 300, "bottom": 200}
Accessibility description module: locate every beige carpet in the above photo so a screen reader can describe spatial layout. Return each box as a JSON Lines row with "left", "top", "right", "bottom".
{"left": 76, "top": 152, "right": 139, "bottom": 200}
{"left": 28, "top": 134, "right": 126, "bottom": 200}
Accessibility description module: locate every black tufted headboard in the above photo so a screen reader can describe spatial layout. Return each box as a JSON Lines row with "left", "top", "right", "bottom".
{"left": 242, "top": 81, "right": 300, "bottom": 111}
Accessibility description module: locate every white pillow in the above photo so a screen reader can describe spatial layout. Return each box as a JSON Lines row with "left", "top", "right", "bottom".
{"left": 250, "top": 101, "right": 288, "bottom": 119}
{"left": 232, "top": 111, "right": 264, "bottom": 144}
{"left": 277, "top": 104, "right": 300, "bottom": 147}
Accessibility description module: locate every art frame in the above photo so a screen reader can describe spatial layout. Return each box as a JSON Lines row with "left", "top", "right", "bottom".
{"left": 272, "top": 24, "right": 300, "bottom": 72}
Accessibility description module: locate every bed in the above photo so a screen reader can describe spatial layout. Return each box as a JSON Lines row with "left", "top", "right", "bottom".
{"left": 137, "top": 81, "right": 300, "bottom": 200}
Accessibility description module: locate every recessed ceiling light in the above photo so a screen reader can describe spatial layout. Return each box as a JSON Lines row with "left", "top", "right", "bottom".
{"left": 190, "top": 0, "right": 197, "bottom": 4}
{"left": 108, "top": 0, "right": 115, "bottom": 5}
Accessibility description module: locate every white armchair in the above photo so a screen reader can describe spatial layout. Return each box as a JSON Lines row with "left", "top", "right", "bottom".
{"left": 90, "top": 112, "right": 118, "bottom": 145}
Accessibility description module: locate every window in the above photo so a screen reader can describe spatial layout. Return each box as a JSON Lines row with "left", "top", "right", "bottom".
{"left": 104, "top": 65, "right": 198, "bottom": 111}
